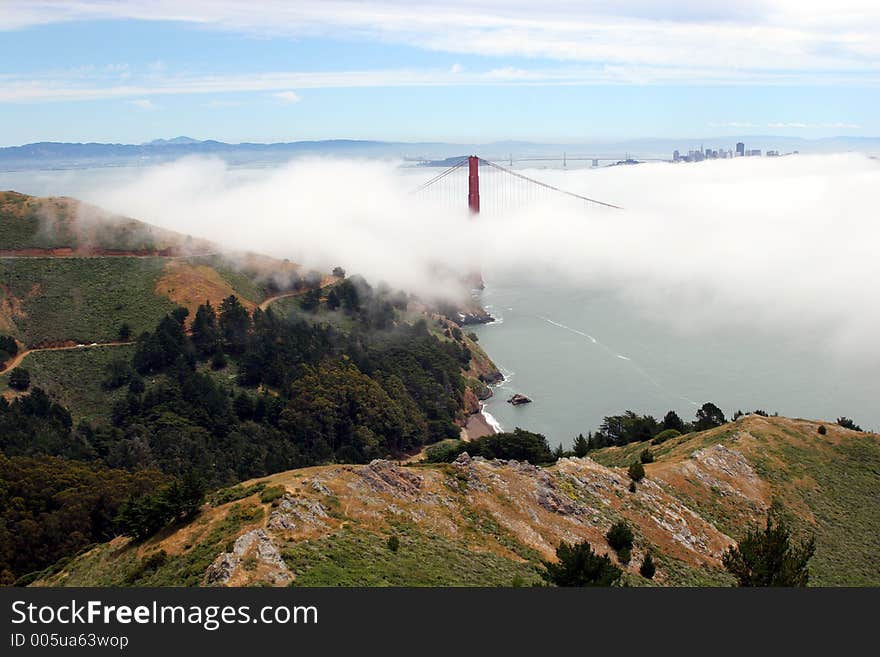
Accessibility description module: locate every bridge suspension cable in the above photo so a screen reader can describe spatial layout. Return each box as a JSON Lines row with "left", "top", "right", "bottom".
{"left": 477, "top": 158, "right": 623, "bottom": 210}
{"left": 412, "top": 157, "right": 468, "bottom": 193}
{"left": 411, "top": 154, "right": 623, "bottom": 212}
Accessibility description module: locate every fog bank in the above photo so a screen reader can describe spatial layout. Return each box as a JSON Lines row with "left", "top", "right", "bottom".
{"left": 79, "top": 153, "right": 880, "bottom": 364}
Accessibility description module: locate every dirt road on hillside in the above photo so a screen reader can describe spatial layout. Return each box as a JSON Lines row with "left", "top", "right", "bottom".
{"left": 0, "top": 341, "right": 134, "bottom": 376}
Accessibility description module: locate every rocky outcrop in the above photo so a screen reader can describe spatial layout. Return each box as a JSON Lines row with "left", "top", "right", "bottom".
{"left": 204, "top": 529, "right": 291, "bottom": 587}
{"left": 507, "top": 393, "right": 532, "bottom": 406}
{"left": 355, "top": 459, "right": 424, "bottom": 498}
{"left": 462, "top": 386, "right": 482, "bottom": 415}
{"left": 268, "top": 494, "right": 329, "bottom": 531}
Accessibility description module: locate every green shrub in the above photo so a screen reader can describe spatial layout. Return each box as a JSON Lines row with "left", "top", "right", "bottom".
{"left": 427, "top": 428, "right": 553, "bottom": 465}
{"left": 387, "top": 535, "right": 400, "bottom": 552}
{"left": 640, "top": 448, "right": 654, "bottom": 464}
{"left": 606, "top": 521, "right": 634, "bottom": 553}
{"left": 652, "top": 428, "right": 681, "bottom": 445}
{"left": 628, "top": 461, "right": 645, "bottom": 482}
{"left": 817, "top": 425, "right": 827, "bottom": 435}
{"left": 640, "top": 552, "right": 656, "bottom": 579}
{"left": 628, "top": 481, "right": 637, "bottom": 493}
{"left": 617, "top": 547, "right": 631, "bottom": 564}
{"left": 209, "top": 482, "right": 267, "bottom": 506}
{"left": 259, "top": 485, "right": 286, "bottom": 505}
{"left": 424, "top": 439, "right": 466, "bottom": 463}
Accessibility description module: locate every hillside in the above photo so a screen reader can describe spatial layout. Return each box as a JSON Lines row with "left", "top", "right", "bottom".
{"left": 0, "top": 192, "right": 318, "bottom": 345}
{"left": 32, "top": 416, "right": 880, "bottom": 587}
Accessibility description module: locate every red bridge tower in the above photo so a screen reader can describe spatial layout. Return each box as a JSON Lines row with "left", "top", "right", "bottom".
{"left": 468, "top": 155, "right": 480, "bottom": 215}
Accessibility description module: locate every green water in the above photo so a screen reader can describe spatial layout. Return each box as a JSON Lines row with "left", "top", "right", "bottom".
{"left": 470, "top": 278, "right": 880, "bottom": 448}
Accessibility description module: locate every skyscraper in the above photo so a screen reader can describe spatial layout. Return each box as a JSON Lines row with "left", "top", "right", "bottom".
{"left": 736, "top": 142, "right": 745, "bottom": 156}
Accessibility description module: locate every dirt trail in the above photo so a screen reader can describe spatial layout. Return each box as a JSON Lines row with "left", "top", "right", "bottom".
{"left": 258, "top": 276, "right": 339, "bottom": 311}
{"left": 0, "top": 341, "right": 134, "bottom": 376}
{"left": 258, "top": 292, "right": 302, "bottom": 311}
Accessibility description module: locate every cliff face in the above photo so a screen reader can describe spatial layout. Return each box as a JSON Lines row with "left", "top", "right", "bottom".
{"left": 34, "top": 416, "right": 880, "bottom": 587}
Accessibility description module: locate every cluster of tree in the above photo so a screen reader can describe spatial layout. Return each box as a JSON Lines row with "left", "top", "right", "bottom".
{"left": 426, "top": 428, "right": 554, "bottom": 465}
{"left": 0, "top": 452, "right": 167, "bottom": 584}
{"left": 299, "top": 276, "right": 408, "bottom": 331}
{"left": 836, "top": 417, "right": 863, "bottom": 432}
{"left": 0, "top": 388, "right": 74, "bottom": 458}
{"left": 574, "top": 403, "right": 728, "bottom": 451}
{"left": 116, "top": 474, "right": 205, "bottom": 541}
{"left": 11, "top": 291, "right": 471, "bottom": 486}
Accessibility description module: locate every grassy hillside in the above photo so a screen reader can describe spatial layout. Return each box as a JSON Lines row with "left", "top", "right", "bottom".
{"left": 0, "top": 345, "right": 136, "bottom": 423}
{"left": 35, "top": 416, "right": 878, "bottom": 587}
{"left": 0, "top": 257, "right": 177, "bottom": 344}
{"left": 0, "top": 192, "right": 311, "bottom": 345}
{"left": 590, "top": 416, "right": 880, "bottom": 586}
{"left": 0, "top": 190, "right": 211, "bottom": 253}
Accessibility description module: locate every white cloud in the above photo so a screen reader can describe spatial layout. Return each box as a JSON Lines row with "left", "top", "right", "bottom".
{"left": 125, "top": 98, "right": 157, "bottom": 110}
{"left": 4, "top": 63, "right": 876, "bottom": 105}
{"left": 273, "top": 90, "right": 301, "bottom": 104}
{"left": 4, "top": 1, "right": 880, "bottom": 85}
{"left": 767, "top": 122, "right": 862, "bottom": 129}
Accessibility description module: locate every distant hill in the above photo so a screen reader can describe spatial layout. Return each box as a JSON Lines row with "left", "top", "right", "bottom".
{"left": 2, "top": 136, "right": 878, "bottom": 170}
{"left": 31, "top": 415, "right": 880, "bottom": 587}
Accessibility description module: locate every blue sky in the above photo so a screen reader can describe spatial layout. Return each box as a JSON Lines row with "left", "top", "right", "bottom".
{"left": 2, "top": 1, "right": 879, "bottom": 145}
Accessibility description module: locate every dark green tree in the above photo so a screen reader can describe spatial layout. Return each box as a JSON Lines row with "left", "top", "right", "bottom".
{"left": 0, "top": 334, "right": 18, "bottom": 358}
{"left": 606, "top": 520, "right": 635, "bottom": 553}
{"left": 299, "top": 288, "right": 321, "bottom": 313}
{"left": 628, "top": 461, "right": 645, "bottom": 482}
{"left": 573, "top": 433, "right": 590, "bottom": 457}
{"left": 836, "top": 417, "right": 862, "bottom": 432}
{"left": 170, "top": 306, "right": 189, "bottom": 325}
{"left": 191, "top": 301, "right": 220, "bottom": 357}
{"left": 694, "top": 402, "right": 726, "bottom": 431}
{"left": 722, "top": 514, "right": 815, "bottom": 587}
{"left": 218, "top": 295, "right": 251, "bottom": 354}
{"left": 118, "top": 322, "right": 133, "bottom": 341}
{"left": 640, "top": 448, "right": 654, "bottom": 464}
{"left": 662, "top": 409, "right": 685, "bottom": 433}
{"left": 541, "top": 540, "right": 622, "bottom": 587}
{"left": 9, "top": 367, "right": 30, "bottom": 391}
{"left": 325, "top": 288, "right": 341, "bottom": 311}
{"left": 640, "top": 552, "right": 656, "bottom": 579}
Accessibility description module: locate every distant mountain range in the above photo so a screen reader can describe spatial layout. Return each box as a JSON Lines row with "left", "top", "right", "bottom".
{"left": 1, "top": 135, "right": 878, "bottom": 170}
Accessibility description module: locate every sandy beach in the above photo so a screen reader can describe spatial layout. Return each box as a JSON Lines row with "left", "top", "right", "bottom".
{"left": 464, "top": 410, "right": 497, "bottom": 440}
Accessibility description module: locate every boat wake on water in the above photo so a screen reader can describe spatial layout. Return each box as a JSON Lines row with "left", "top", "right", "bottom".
{"left": 535, "top": 315, "right": 698, "bottom": 407}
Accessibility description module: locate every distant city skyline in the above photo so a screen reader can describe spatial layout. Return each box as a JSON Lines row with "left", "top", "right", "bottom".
{"left": 1, "top": 1, "right": 879, "bottom": 146}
